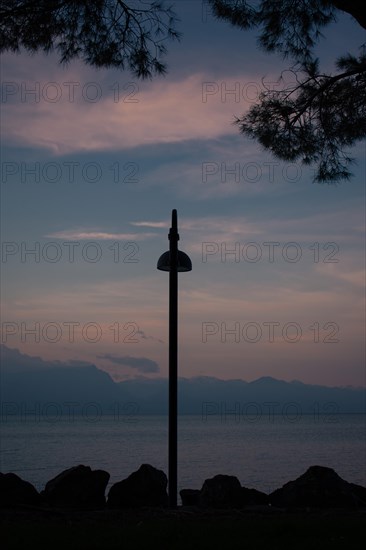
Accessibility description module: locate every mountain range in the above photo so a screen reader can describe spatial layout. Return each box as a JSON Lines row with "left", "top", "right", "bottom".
{"left": 1, "top": 345, "right": 365, "bottom": 415}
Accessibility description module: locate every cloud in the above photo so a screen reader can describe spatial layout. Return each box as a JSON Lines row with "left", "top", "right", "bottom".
{"left": 130, "top": 216, "right": 264, "bottom": 245}
{"left": 130, "top": 221, "right": 169, "bottom": 229}
{"left": 97, "top": 353, "right": 160, "bottom": 373}
{"left": 0, "top": 344, "right": 92, "bottom": 372}
{"left": 136, "top": 329, "right": 164, "bottom": 344}
{"left": 2, "top": 64, "right": 257, "bottom": 154}
{"left": 315, "top": 264, "right": 366, "bottom": 289}
{"left": 45, "top": 230, "right": 156, "bottom": 240}
{"left": 1, "top": 344, "right": 49, "bottom": 372}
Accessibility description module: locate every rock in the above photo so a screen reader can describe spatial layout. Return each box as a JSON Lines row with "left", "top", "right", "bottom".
{"left": 241, "top": 486, "right": 269, "bottom": 506}
{"left": 107, "top": 464, "right": 168, "bottom": 508}
{"left": 349, "top": 483, "right": 366, "bottom": 505}
{"left": 269, "top": 465, "right": 366, "bottom": 509}
{"left": 0, "top": 472, "right": 41, "bottom": 507}
{"left": 180, "top": 489, "right": 200, "bottom": 506}
{"left": 199, "top": 474, "right": 242, "bottom": 509}
{"left": 42, "top": 465, "right": 110, "bottom": 509}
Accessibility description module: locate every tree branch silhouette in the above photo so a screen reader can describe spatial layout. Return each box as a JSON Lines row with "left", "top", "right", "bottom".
{"left": 0, "top": 0, "right": 181, "bottom": 79}
{"left": 209, "top": 0, "right": 366, "bottom": 182}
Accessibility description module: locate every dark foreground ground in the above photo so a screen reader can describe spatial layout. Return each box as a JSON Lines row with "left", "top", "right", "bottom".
{"left": 1, "top": 506, "right": 365, "bottom": 550}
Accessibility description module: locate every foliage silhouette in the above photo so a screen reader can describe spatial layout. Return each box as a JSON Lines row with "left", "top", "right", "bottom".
{"left": 0, "top": 0, "right": 181, "bottom": 79}
{"left": 208, "top": 0, "right": 366, "bottom": 182}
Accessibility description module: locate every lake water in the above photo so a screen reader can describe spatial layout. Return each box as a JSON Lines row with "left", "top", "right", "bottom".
{"left": 1, "top": 414, "right": 365, "bottom": 501}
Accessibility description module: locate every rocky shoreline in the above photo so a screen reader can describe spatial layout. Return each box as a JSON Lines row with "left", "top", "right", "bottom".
{"left": 1, "top": 464, "right": 366, "bottom": 511}
{"left": 2, "top": 467, "right": 365, "bottom": 550}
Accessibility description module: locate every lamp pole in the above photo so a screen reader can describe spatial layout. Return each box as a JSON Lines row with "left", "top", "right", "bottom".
{"left": 168, "top": 209, "right": 178, "bottom": 508}
{"left": 157, "top": 209, "right": 192, "bottom": 508}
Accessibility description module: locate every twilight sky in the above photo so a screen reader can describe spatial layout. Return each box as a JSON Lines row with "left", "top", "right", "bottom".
{"left": 1, "top": 1, "right": 365, "bottom": 387}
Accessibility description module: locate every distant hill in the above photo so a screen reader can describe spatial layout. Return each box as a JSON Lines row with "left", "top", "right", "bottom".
{"left": 2, "top": 364, "right": 125, "bottom": 408}
{"left": 119, "top": 376, "right": 366, "bottom": 415}
{"left": 0, "top": 345, "right": 132, "bottom": 415}
{"left": 1, "top": 345, "right": 365, "bottom": 415}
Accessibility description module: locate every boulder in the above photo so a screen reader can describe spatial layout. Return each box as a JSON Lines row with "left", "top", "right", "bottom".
{"left": 241, "top": 486, "right": 269, "bottom": 506}
{"left": 349, "top": 482, "right": 366, "bottom": 505}
{"left": 269, "top": 465, "right": 366, "bottom": 509}
{"left": 108, "top": 464, "right": 168, "bottom": 508}
{"left": 42, "top": 465, "right": 110, "bottom": 509}
{"left": 0, "top": 472, "right": 41, "bottom": 507}
{"left": 199, "top": 474, "right": 242, "bottom": 509}
{"left": 180, "top": 489, "right": 200, "bottom": 506}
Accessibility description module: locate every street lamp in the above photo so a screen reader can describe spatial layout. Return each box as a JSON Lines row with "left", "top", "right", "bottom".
{"left": 157, "top": 209, "right": 192, "bottom": 508}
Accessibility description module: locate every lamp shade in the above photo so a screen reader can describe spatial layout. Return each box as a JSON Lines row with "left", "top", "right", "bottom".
{"left": 157, "top": 250, "right": 192, "bottom": 272}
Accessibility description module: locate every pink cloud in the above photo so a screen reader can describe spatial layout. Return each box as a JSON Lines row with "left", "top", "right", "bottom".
{"left": 45, "top": 230, "right": 156, "bottom": 240}
{"left": 1, "top": 53, "right": 270, "bottom": 154}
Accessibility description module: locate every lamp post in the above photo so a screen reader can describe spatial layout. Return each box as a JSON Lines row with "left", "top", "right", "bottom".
{"left": 157, "top": 209, "right": 192, "bottom": 508}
